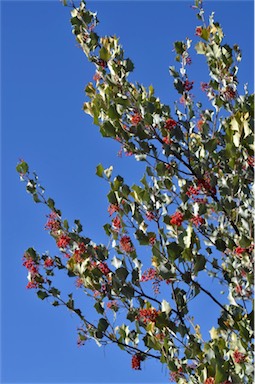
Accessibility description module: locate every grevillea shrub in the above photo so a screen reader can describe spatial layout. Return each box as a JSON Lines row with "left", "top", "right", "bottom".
{"left": 17, "top": 1, "right": 254, "bottom": 383}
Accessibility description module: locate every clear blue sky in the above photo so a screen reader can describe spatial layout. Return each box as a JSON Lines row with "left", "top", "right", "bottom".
{"left": 1, "top": 1, "right": 254, "bottom": 383}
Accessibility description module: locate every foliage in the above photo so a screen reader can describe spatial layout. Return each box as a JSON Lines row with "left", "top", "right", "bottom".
{"left": 17, "top": 1, "right": 254, "bottom": 383}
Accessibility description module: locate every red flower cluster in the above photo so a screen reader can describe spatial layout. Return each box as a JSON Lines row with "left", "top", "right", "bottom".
{"left": 164, "top": 118, "right": 177, "bottom": 130}
{"left": 120, "top": 235, "right": 134, "bottom": 253}
{"left": 137, "top": 308, "right": 159, "bottom": 324}
{"left": 224, "top": 86, "right": 236, "bottom": 100}
{"left": 22, "top": 255, "right": 39, "bottom": 289}
{"left": 201, "top": 82, "right": 209, "bottom": 91}
{"left": 93, "top": 72, "right": 101, "bottom": 82}
{"left": 247, "top": 156, "right": 255, "bottom": 167}
{"left": 106, "top": 300, "right": 118, "bottom": 310}
{"left": 44, "top": 257, "right": 54, "bottom": 268}
{"left": 75, "top": 278, "right": 83, "bottom": 288}
{"left": 73, "top": 242, "right": 86, "bottom": 263}
{"left": 45, "top": 212, "right": 60, "bottom": 232}
{"left": 149, "top": 236, "right": 156, "bottom": 246}
{"left": 235, "top": 246, "right": 246, "bottom": 256}
{"left": 112, "top": 216, "right": 121, "bottom": 232}
{"left": 170, "top": 212, "right": 184, "bottom": 226}
{"left": 141, "top": 268, "right": 157, "bottom": 282}
{"left": 131, "top": 354, "right": 142, "bottom": 370}
{"left": 184, "top": 80, "right": 194, "bottom": 91}
{"left": 204, "top": 378, "right": 215, "bottom": 384}
{"left": 98, "top": 262, "right": 111, "bottom": 275}
{"left": 57, "top": 234, "right": 71, "bottom": 249}
{"left": 197, "top": 177, "right": 216, "bottom": 196}
{"left": 162, "top": 136, "right": 172, "bottom": 145}
{"left": 131, "top": 113, "right": 142, "bottom": 125}
{"left": 98, "top": 59, "right": 107, "bottom": 68}
{"left": 197, "top": 119, "right": 204, "bottom": 131}
{"left": 191, "top": 215, "right": 205, "bottom": 227}
{"left": 108, "top": 204, "right": 119, "bottom": 216}
{"left": 233, "top": 349, "right": 246, "bottom": 363}
{"left": 186, "top": 185, "right": 200, "bottom": 197}
{"left": 195, "top": 26, "right": 202, "bottom": 36}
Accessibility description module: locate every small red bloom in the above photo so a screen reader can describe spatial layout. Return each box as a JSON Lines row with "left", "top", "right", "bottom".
{"left": 44, "top": 257, "right": 54, "bottom": 268}
{"left": 224, "top": 86, "right": 236, "bottom": 100}
{"left": 233, "top": 349, "right": 246, "bottom": 363}
{"left": 184, "top": 80, "right": 194, "bottom": 91}
{"left": 149, "top": 236, "right": 156, "bottom": 246}
{"left": 75, "top": 278, "right": 83, "bottom": 288}
{"left": 112, "top": 216, "right": 121, "bottom": 232}
{"left": 164, "top": 118, "right": 177, "bottom": 130}
{"left": 131, "top": 354, "right": 142, "bottom": 370}
{"left": 201, "top": 82, "right": 209, "bottom": 91}
{"left": 191, "top": 215, "right": 205, "bottom": 227}
{"left": 162, "top": 136, "right": 173, "bottom": 145}
{"left": 204, "top": 378, "right": 215, "bottom": 384}
{"left": 186, "top": 185, "right": 200, "bottom": 197}
{"left": 106, "top": 300, "right": 118, "bottom": 310}
{"left": 195, "top": 26, "right": 202, "bottom": 36}
{"left": 141, "top": 268, "right": 157, "bottom": 282}
{"left": 120, "top": 235, "right": 134, "bottom": 253}
{"left": 26, "top": 281, "right": 38, "bottom": 289}
{"left": 235, "top": 246, "right": 246, "bottom": 255}
{"left": 45, "top": 212, "right": 60, "bottom": 232}
{"left": 247, "top": 156, "right": 255, "bottom": 167}
{"left": 197, "top": 119, "right": 204, "bottom": 131}
{"left": 98, "top": 262, "right": 111, "bottom": 275}
{"left": 138, "top": 308, "right": 159, "bottom": 324}
{"left": 98, "top": 59, "right": 107, "bottom": 68}
{"left": 57, "top": 234, "right": 71, "bottom": 249}
{"left": 93, "top": 72, "right": 101, "bottom": 82}
{"left": 235, "top": 284, "right": 243, "bottom": 295}
{"left": 170, "top": 212, "right": 184, "bottom": 226}
{"left": 108, "top": 204, "right": 119, "bottom": 216}
{"left": 131, "top": 113, "right": 142, "bottom": 125}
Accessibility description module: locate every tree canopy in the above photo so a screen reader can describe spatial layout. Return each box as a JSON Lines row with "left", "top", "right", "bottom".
{"left": 17, "top": 1, "right": 254, "bottom": 383}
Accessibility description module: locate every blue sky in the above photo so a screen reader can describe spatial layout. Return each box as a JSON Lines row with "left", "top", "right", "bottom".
{"left": 1, "top": 1, "right": 254, "bottom": 383}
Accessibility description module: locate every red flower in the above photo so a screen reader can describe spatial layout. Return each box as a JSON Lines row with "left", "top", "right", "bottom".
{"left": 195, "top": 26, "right": 202, "bottom": 36}
{"left": 131, "top": 113, "right": 142, "bottom": 125}
{"left": 120, "top": 235, "right": 134, "bottom": 253}
{"left": 201, "top": 82, "right": 209, "bottom": 91}
{"left": 224, "top": 86, "right": 236, "bottom": 100}
{"left": 57, "top": 234, "right": 71, "bottom": 249}
{"left": 106, "top": 300, "right": 118, "bottom": 310}
{"left": 138, "top": 308, "right": 159, "bottom": 324}
{"left": 186, "top": 185, "right": 200, "bottom": 197}
{"left": 112, "top": 216, "right": 121, "bottom": 232}
{"left": 197, "top": 119, "right": 204, "bottom": 131}
{"left": 164, "top": 118, "right": 177, "bottom": 130}
{"left": 131, "top": 354, "right": 142, "bottom": 370}
{"left": 233, "top": 349, "right": 246, "bottom": 363}
{"left": 98, "top": 262, "right": 111, "bottom": 275}
{"left": 141, "top": 268, "right": 157, "bottom": 282}
{"left": 235, "top": 246, "right": 246, "bottom": 255}
{"left": 45, "top": 212, "right": 60, "bottom": 232}
{"left": 26, "top": 281, "right": 38, "bottom": 289}
{"left": 75, "top": 278, "right": 83, "bottom": 288}
{"left": 162, "top": 136, "right": 172, "bottom": 145}
{"left": 235, "top": 284, "right": 242, "bottom": 295}
{"left": 98, "top": 59, "right": 107, "bottom": 68}
{"left": 73, "top": 242, "right": 86, "bottom": 263}
{"left": 108, "top": 204, "right": 119, "bottom": 216}
{"left": 184, "top": 80, "right": 194, "bottom": 91}
{"left": 191, "top": 215, "right": 205, "bottom": 227}
{"left": 149, "top": 236, "right": 156, "bottom": 246}
{"left": 93, "top": 72, "right": 101, "bottom": 82}
{"left": 170, "top": 212, "right": 184, "bottom": 226}
{"left": 44, "top": 257, "right": 54, "bottom": 268}
{"left": 247, "top": 156, "right": 255, "bottom": 167}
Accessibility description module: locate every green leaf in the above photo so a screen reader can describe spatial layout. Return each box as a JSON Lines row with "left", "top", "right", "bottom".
{"left": 99, "top": 46, "right": 111, "bottom": 61}
{"left": 166, "top": 242, "right": 183, "bottom": 260}
{"left": 96, "top": 163, "right": 104, "bottom": 178}
{"left": 98, "top": 318, "right": 109, "bottom": 332}
{"left": 121, "top": 285, "right": 134, "bottom": 299}
{"left": 174, "top": 41, "right": 185, "bottom": 55}
{"left": 116, "top": 267, "right": 129, "bottom": 282}
{"left": 37, "top": 290, "right": 49, "bottom": 300}
{"left": 47, "top": 198, "right": 55, "bottom": 210}
{"left": 16, "top": 161, "right": 29, "bottom": 174}
{"left": 125, "top": 58, "right": 134, "bottom": 72}
{"left": 94, "top": 302, "right": 104, "bottom": 315}
{"left": 194, "top": 255, "right": 206, "bottom": 274}
{"left": 215, "top": 239, "right": 226, "bottom": 251}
